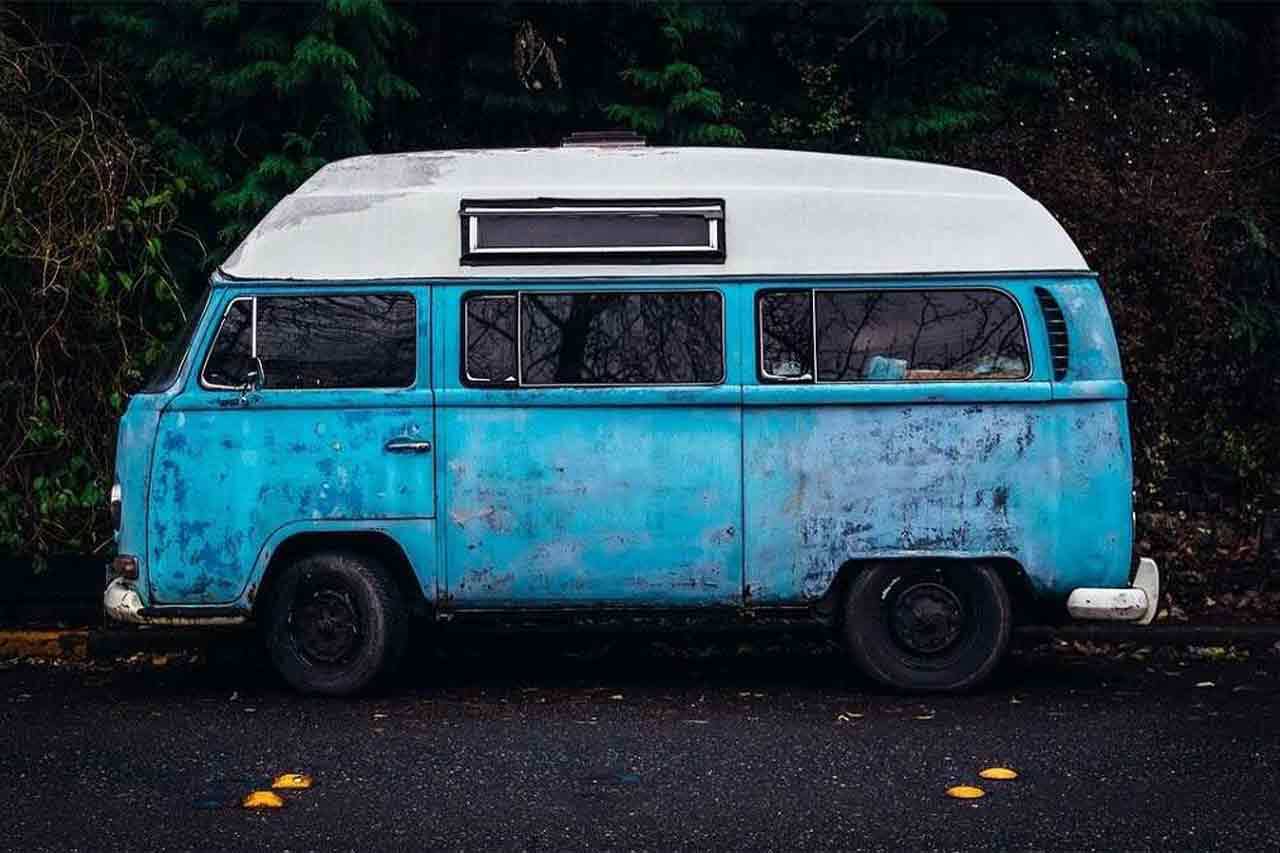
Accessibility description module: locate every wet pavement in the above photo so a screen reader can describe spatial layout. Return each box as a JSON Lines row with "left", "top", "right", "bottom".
{"left": 1, "top": 632, "right": 1278, "bottom": 852}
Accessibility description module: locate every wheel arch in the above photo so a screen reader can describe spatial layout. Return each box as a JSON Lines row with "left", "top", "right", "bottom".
{"left": 816, "top": 555, "right": 1041, "bottom": 626}
{"left": 252, "top": 530, "right": 429, "bottom": 619}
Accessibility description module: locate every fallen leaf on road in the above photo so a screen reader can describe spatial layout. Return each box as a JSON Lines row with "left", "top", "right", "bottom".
{"left": 272, "top": 773, "right": 313, "bottom": 790}
{"left": 242, "top": 791, "right": 284, "bottom": 809}
{"left": 946, "top": 786, "right": 985, "bottom": 800}
{"left": 979, "top": 767, "right": 1018, "bottom": 780}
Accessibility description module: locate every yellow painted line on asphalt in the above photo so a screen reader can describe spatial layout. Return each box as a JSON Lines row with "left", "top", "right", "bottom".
{"left": 0, "top": 630, "right": 89, "bottom": 660}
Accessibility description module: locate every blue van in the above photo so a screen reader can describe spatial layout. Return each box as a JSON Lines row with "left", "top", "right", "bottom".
{"left": 105, "top": 141, "right": 1159, "bottom": 695}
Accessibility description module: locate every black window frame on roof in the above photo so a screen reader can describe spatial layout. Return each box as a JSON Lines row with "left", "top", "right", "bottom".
{"left": 459, "top": 198, "right": 726, "bottom": 266}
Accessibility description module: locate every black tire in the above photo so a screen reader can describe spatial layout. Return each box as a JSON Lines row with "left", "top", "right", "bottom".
{"left": 264, "top": 550, "right": 407, "bottom": 696}
{"left": 842, "top": 561, "right": 1011, "bottom": 693}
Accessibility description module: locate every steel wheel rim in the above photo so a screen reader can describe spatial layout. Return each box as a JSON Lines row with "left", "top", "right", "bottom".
{"left": 888, "top": 579, "right": 966, "bottom": 656}
{"left": 290, "top": 584, "right": 362, "bottom": 666}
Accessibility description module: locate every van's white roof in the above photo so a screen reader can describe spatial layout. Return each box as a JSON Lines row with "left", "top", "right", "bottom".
{"left": 220, "top": 146, "right": 1089, "bottom": 281}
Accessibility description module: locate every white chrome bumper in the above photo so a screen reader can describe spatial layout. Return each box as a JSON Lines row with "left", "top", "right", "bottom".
{"left": 1066, "top": 558, "right": 1160, "bottom": 624}
{"left": 104, "top": 577, "right": 146, "bottom": 624}
{"left": 104, "top": 577, "right": 248, "bottom": 627}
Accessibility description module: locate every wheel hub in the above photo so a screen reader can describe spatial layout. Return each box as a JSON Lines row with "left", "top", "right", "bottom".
{"left": 292, "top": 588, "right": 360, "bottom": 664}
{"left": 890, "top": 581, "right": 964, "bottom": 655}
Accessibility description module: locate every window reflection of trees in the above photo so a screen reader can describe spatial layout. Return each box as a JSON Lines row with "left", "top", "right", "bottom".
{"left": 204, "top": 294, "right": 416, "bottom": 389}
{"left": 815, "top": 290, "right": 1028, "bottom": 381}
{"left": 759, "top": 292, "right": 813, "bottom": 380}
{"left": 464, "top": 295, "right": 518, "bottom": 383}
{"left": 202, "top": 299, "right": 253, "bottom": 387}
{"left": 254, "top": 295, "right": 415, "bottom": 389}
{"left": 520, "top": 292, "right": 723, "bottom": 385}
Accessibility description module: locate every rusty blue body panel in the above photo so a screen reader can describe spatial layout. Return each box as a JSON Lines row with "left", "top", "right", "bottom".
{"left": 112, "top": 272, "right": 1134, "bottom": 615}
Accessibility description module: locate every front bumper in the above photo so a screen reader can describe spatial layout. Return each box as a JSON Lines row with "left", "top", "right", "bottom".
{"left": 1066, "top": 558, "right": 1160, "bottom": 624}
{"left": 104, "top": 578, "right": 248, "bottom": 627}
{"left": 104, "top": 577, "right": 147, "bottom": 623}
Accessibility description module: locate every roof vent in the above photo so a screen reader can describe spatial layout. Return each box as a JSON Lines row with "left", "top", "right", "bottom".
{"left": 1034, "top": 287, "right": 1070, "bottom": 381}
{"left": 561, "top": 130, "right": 647, "bottom": 148}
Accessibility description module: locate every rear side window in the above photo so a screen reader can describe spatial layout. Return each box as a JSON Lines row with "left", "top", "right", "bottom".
{"left": 759, "top": 288, "right": 1029, "bottom": 382}
{"left": 202, "top": 293, "right": 416, "bottom": 389}
{"left": 462, "top": 291, "right": 724, "bottom": 386}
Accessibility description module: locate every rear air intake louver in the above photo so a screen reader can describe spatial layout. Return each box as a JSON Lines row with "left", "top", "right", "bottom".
{"left": 1035, "top": 287, "right": 1069, "bottom": 381}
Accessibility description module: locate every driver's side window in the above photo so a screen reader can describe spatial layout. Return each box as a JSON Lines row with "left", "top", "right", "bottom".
{"left": 200, "top": 297, "right": 254, "bottom": 389}
{"left": 199, "top": 292, "right": 417, "bottom": 390}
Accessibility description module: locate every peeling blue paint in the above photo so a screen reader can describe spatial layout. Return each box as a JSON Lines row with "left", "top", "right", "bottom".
{"left": 114, "top": 273, "right": 1134, "bottom": 616}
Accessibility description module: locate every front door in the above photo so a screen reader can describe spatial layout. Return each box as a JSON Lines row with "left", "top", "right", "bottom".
{"left": 441, "top": 285, "right": 743, "bottom": 607}
{"left": 147, "top": 287, "right": 433, "bottom": 605}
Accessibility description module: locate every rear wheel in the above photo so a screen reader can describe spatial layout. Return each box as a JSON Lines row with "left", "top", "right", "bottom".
{"left": 264, "top": 550, "right": 407, "bottom": 696}
{"left": 842, "top": 562, "right": 1011, "bottom": 693}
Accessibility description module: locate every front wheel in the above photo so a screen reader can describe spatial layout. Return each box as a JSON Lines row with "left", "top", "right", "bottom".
{"left": 842, "top": 562, "right": 1011, "bottom": 693}
{"left": 264, "top": 551, "right": 407, "bottom": 696}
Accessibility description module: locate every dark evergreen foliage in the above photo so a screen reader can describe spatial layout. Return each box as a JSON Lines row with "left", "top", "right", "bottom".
{"left": 1, "top": 2, "right": 1278, "bottom": 615}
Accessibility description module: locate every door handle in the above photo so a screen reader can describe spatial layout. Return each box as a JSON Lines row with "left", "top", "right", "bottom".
{"left": 384, "top": 437, "right": 432, "bottom": 454}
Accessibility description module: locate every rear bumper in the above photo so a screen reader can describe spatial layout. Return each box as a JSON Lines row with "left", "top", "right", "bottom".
{"left": 1066, "top": 558, "right": 1160, "bottom": 624}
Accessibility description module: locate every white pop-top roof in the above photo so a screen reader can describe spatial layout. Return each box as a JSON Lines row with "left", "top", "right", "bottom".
{"left": 220, "top": 146, "right": 1089, "bottom": 281}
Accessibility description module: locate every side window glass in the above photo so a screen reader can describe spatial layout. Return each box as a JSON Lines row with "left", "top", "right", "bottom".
{"left": 520, "top": 292, "right": 723, "bottom": 385}
{"left": 815, "top": 290, "right": 1029, "bottom": 381}
{"left": 202, "top": 293, "right": 416, "bottom": 390}
{"left": 201, "top": 298, "right": 254, "bottom": 388}
{"left": 255, "top": 294, "right": 416, "bottom": 389}
{"left": 463, "top": 295, "right": 518, "bottom": 384}
{"left": 759, "top": 291, "right": 814, "bottom": 381}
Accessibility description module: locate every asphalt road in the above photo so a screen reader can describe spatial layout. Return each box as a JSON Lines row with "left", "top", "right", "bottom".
{"left": 2, "top": 632, "right": 1278, "bottom": 853}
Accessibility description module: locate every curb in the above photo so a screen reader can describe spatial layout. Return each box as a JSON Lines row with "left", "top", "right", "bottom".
{"left": 1015, "top": 623, "right": 1280, "bottom": 646}
{"left": 0, "top": 629, "right": 91, "bottom": 660}
{"left": 2, "top": 623, "right": 1280, "bottom": 662}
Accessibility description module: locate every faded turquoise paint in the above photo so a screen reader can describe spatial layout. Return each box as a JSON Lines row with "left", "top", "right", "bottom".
{"left": 142, "top": 284, "right": 435, "bottom": 605}
{"left": 118, "top": 271, "right": 1135, "bottom": 614}
{"left": 113, "top": 392, "right": 168, "bottom": 603}
{"left": 248, "top": 518, "right": 439, "bottom": 605}
{"left": 741, "top": 275, "right": 1132, "bottom": 604}
{"left": 435, "top": 282, "right": 745, "bottom": 607}
{"left": 741, "top": 399, "right": 1132, "bottom": 603}
{"left": 1050, "top": 278, "right": 1123, "bottom": 382}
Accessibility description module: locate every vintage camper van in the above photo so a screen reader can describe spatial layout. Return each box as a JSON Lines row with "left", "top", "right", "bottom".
{"left": 105, "top": 138, "right": 1159, "bottom": 695}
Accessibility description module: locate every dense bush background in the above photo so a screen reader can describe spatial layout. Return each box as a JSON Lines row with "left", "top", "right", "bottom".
{"left": 2, "top": 1, "right": 1277, "bottom": 614}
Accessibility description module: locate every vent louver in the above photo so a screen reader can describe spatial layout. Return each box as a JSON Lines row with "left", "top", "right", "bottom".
{"left": 1035, "top": 287, "right": 1069, "bottom": 381}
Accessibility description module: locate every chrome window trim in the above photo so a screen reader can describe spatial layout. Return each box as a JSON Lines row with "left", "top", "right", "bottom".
{"left": 755, "top": 291, "right": 816, "bottom": 383}
{"left": 199, "top": 295, "right": 255, "bottom": 391}
{"left": 461, "top": 288, "right": 726, "bottom": 388}
{"left": 756, "top": 285, "right": 1034, "bottom": 384}
{"left": 199, "top": 292, "right": 419, "bottom": 392}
